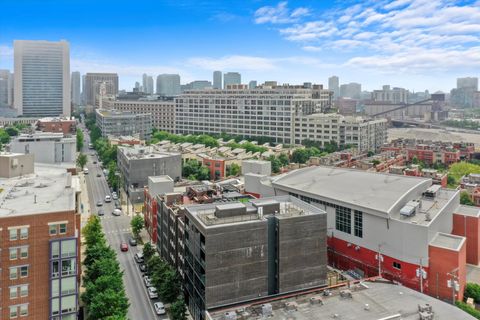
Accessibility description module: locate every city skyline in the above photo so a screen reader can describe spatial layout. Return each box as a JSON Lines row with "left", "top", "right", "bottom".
{"left": 0, "top": 0, "right": 479, "bottom": 92}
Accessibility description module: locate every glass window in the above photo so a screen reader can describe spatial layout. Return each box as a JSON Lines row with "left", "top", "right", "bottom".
{"left": 51, "top": 279, "right": 59, "bottom": 297}
{"left": 61, "top": 259, "right": 76, "bottom": 276}
{"left": 51, "top": 298, "right": 60, "bottom": 315}
{"left": 19, "top": 304, "right": 28, "bottom": 316}
{"left": 61, "top": 277, "right": 76, "bottom": 295}
{"left": 61, "top": 240, "right": 76, "bottom": 258}
{"left": 393, "top": 261, "right": 402, "bottom": 270}
{"left": 49, "top": 225, "right": 57, "bottom": 235}
{"left": 335, "top": 206, "right": 351, "bottom": 234}
{"left": 354, "top": 210, "right": 363, "bottom": 238}
{"left": 61, "top": 295, "right": 76, "bottom": 313}
{"left": 10, "top": 286, "right": 18, "bottom": 299}
{"left": 20, "top": 266, "right": 28, "bottom": 278}
{"left": 20, "top": 285, "right": 28, "bottom": 297}
{"left": 10, "top": 229, "right": 18, "bottom": 241}
{"left": 51, "top": 242, "right": 60, "bottom": 259}
{"left": 52, "top": 261, "right": 60, "bottom": 277}
{"left": 10, "top": 248, "right": 18, "bottom": 260}
{"left": 59, "top": 223, "right": 67, "bottom": 234}
{"left": 10, "top": 267, "right": 18, "bottom": 280}
{"left": 20, "top": 228, "right": 28, "bottom": 240}
{"left": 9, "top": 306, "right": 18, "bottom": 318}
{"left": 20, "top": 247, "right": 28, "bottom": 259}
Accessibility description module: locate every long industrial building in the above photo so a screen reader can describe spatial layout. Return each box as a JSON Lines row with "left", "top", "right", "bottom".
{"left": 175, "top": 84, "right": 387, "bottom": 152}
{"left": 245, "top": 166, "right": 477, "bottom": 303}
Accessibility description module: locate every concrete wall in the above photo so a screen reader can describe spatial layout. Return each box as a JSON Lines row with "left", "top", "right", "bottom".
{"left": 241, "top": 160, "right": 272, "bottom": 176}
{"left": 10, "top": 139, "right": 76, "bottom": 164}
{"left": 0, "top": 153, "right": 35, "bottom": 178}
{"left": 277, "top": 214, "right": 327, "bottom": 292}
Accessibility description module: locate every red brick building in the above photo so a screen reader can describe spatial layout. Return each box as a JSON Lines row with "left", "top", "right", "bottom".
{"left": 202, "top": 157, "right": 226, "bottom": 181}
{"left": 0, "top": 156, "right": 81, "bottom": 320}
{"left": 37, "top": 117, "right": 76, "bottom": 135}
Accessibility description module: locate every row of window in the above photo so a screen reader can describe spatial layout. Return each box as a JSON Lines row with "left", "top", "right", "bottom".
{"left": 49, "top": 223, "right": 67, "bottom": 236}
{"left": 9, "top": 304, "right": 28, "bottom": 318}
{"left": 9, "top": 227, "right": 29, "bottom": 241}
{"left": 9, "top": 246, "right": 28, "bottom": 260}
{"left": 10, "top": 265, "right": 29, "bottom": 280}
{"left": 10, "top": 284, "right": 28, "bottom": 299}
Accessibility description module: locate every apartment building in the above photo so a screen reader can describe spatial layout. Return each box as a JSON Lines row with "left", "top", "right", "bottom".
{"left": 182, "top": 196, "right": 327, "bottom": 320}
{"left": 103, "top": 99, "right": 175, "bottom": 133}
{"left": 0, "top": 153, "right": 81, "bottom": 320}
{"left": 10, "top": 132, "right": 76, "bottom": 165}
{"left": 95, "top": 108, "right": 152, "bottom": 140}
{"left": 372, "top": 85, "right": 408, "bottom": 104}
{"left": 84, "top": 73, "right": 118, "bottom": 106}
{"left": 37, "top": 117, "right": 76, "bottom": 135}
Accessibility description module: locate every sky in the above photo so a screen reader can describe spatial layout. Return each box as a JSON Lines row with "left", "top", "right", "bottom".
{"left": 0, "top": 0, "right": 479, "bottom": 92}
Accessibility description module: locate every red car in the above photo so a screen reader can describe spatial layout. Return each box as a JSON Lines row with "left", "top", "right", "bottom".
{"left": 120, "top": 242, "right": 128, "bottom": 252}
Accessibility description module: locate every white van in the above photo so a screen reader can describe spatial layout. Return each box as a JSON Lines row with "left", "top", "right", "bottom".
{"left": 84, "top": 168, "right": 89, "bottom": 174}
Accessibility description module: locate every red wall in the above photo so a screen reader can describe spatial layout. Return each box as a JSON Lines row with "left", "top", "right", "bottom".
{"left": 144, "top": 189, "right": 158, "bottom": 243}
{"left": 202, "top": 158, "right": 226, "bottom": 180}
{"left": 452, "top": 213, "right": 480, "bottom": 265}
{"left": 428, "top": 242, "right": 466, "bottom": 302}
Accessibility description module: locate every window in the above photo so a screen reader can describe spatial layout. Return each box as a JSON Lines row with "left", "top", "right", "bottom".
{"left": 59, "top": 223, "right": 67, "bottom": 234}
{"left": 10, "top": 286, "right": 18, "bottom": 299}
{"left": 10, "top": 248, "right": 18, "bottom": 260}
{"left": 52, "top": 279, "right": 60, "bottom": 297}
{"left": 51, "top": 242, "right": 60, "bottom": 259}
{"left": 393, "top": 262, "right": 402, "bottom": 270}
{"left": 61, "top": 295, "right": 76, "bottom": 314}
{"left": 20, "top": 247, "right": 28, "bottom": 259}
{"left": 10, "top": 229, "right": 18, "bottom": 241}
{"left": 19, "top": 304, "right": 28, "bottom": 316}
{"left": 354, "top": 210, "right": 363, "bottom": 238}
{"left": 20, "top": 266, "right": 28, "bottom": 278}
{"left": 51, "top": 298, "right": 60, "bottom": 315}
{"left": 10, "top": 267, "right": 18, "bottom": 280}
{"left": 52, "top": 261, "right": 60, "bottom": 277}
{"left": 19, "top": 285, "right": 28, "bottom": 297}
{"left": 9, "top": 306, "right": 18, "bottom": 318}
{"left": 20, "top": 228, "right": 28, "bottom": 240}
{"left": 49, "top": 225, "right": 57, "bottom": 236}
{"left": 61, "top": 239, "right": 76, "bottom": 258}
{"left": 61, "top": 259, "right": 76, "bottom": 276}
{"left": 335, "top": 206, "right": 351, "bottom": 234}
{"left": 61, "top": 277, "right": 76, "bottom": 295}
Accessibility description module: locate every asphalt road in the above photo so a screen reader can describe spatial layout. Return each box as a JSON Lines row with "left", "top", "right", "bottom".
{"left": 81, "top": 126, "right": 165, "bottom": 320}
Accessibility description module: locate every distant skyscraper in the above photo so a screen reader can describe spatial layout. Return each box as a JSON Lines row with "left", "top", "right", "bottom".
{"left": 146, "top": 76, "right": 154, "bottom": 94}
{"left": 328, "top": 76, "right": 339, "bottom": 99}
{"left": 340, "top": 82, "right": 361, "bottom": 99}
{"left": 142, "top": 73, "right": 148, "bottom": 92}
{"left": 213, "top": 71, "right": 222, "bottom": 89}
{"left": 224, "top": 72, "right": 241, "bottom": 88}
{"left": 81, "top": 74, "right": 86, "bottom": 104}
{"left": 457, "top": 77, "right": 478, "bottom": 90}
{"left": 451, "top": 77, "right": 479, "bottom": 108}
{"left": 248, "top": 80, "right": 257, "bottom": 89}
{"left": 14, "top": 40, "right": 70, "bottom": 117}
{"left": 156, "top": 74, "right": 181, "bottom": 96}
{"left": 135, "top": 81, "right": 140, "bottom": 90}
{"left": 84, "top": 73, "right": 119, "bottom": 106}
{"left": 0, "top": 70, "right": 10, "bottom": 106}
{"left": 71, "top": 71, "right": 81, "bottom": 106}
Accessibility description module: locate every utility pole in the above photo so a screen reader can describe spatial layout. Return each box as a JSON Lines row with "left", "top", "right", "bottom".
{"left": 447, "top": 268, "right": 459, "bottom": 305}
{"left": 419, "top": 258, "right": 423, "bottom": 293}
{"left": 377, "top": 244, "right": 382, "bottom": 277}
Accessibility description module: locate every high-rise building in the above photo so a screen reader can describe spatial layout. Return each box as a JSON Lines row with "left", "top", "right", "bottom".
{"left": 81, "top": 74, "right": 86, "bottom": 104}
{"left": 450, "top": 77, "right": 479, "bottom": 108}
{"left": 146, "top": 76, "right": 154, "bottom": 94}
{"left": 71, "top": 71, "right": 81, "bottom": 106}
{"left": 0, "top": 153, "right": 80, "bottom": 320}
{"left": 142, "top": 73, "right": 148, "bottom": 92}
{"left": 328, "top": 76, "right": 339, "bottom": 99}
{"left": 156, "top": 74, "right": 181, "bottom": 97}
{"left": 372, "top": 85, "right": 408, "bottom": 104}
{"left": 0, "top": 69, "right": 10, "bottom": 106}
{"left": 14, "top": 40, "right": 70, "bottom": 117}
{"left": 213, "top": 71, "right": 222, "bottom": 89}
{"left": 84, "top": 73, "right": 119, "bottom": 106}
{"left": 223, "top": 72, "right": 241, "bottom": 88}
{"left": 340, "top": 82, "right": 361, "bottom": 99}
{"left": 135, "top": 81, "right": 140, "bottom": 90}
{"left": 457, "top": 77, "right": 478, "bottom": 90}
{"left": 248, "top": 80, "right": 257, "bottom": 89}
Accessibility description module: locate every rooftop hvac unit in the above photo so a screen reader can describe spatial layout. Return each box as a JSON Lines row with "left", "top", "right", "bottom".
{"left": 261, "top": 303, "right": 272, "bottom": 316}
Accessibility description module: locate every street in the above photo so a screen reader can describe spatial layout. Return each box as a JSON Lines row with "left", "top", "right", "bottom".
{"left": 81, "top": 128, "right": 165, "bottom": 320}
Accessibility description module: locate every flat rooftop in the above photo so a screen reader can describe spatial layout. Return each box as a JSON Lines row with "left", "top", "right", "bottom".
{"left": 186, "top": 195, "right": 325, "bottom": 228}
{"left": 0, "top": 164, "right": 77, "bottom": 217}
{"left": 118, "top": 145, "right": 180, "bottom": 160}
{"left": 207, "top": 280, "right": 475, "bottom": 320}
{"left": 456, "top": 204, "right": 480, "bottom": 217}
{"left": 272, "top": 166, "right": 434, "bottom": 216}
{"left": 430, "top": 232, "right": 465, "bottom": 251}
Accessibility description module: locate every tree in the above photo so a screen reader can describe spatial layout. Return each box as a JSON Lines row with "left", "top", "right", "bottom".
{"left": 170, "top": 298, "right": 187, "bottom": 320}
{"left": 158, "top": 269, "right": 181, "bottom": 303}
{"left": 76, "top": 128, "right": 84, "bottom": 151}
{"left": 84, "top": 252, "right": 120, "bottom": 284}
{"left": 460, "top": 191, "right": 474, "bottom": 206}
{"left": 226, "top": 163, "right": 241, "bottom": 177}
{"left": 292, "top": 149, "right": 310, "bottom": 164}
{"left": 87, "top": 287, "right": 129, "bottom": 319}
{"left": 143, "top": 242, "right": 156, "bottom": 263}
{"left": 465, "top": 283, "right": 480, "bottom": 303}
{"left": 5, "top": 126, "right": 19, "bottom": 136}
{"left": 197, "top": 166, "right": 211, "bottom": 181}
{"left": 131, "top": 214, "right": 144, "bottom": 239}
{"left": 90, "top": 126, "right": 102, "bottom": 144}
{"left": 267, "top": 155, "right": 282, "bottom": 173}
{"left": 0, "top": 128, "right": 11, "bottom": 144}
{"left": 77, "top": 153, "right": 88, "bottom": 170}
{"left": 83, "top": 216, "right": 104, "bottom": 247}
{"left": 447, "top": 174, "right": 456, "bottom": 187}
{"left": 278, "top": 153, "right": 290, "bottom": 167}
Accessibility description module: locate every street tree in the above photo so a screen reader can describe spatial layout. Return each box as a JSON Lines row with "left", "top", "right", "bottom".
{"left": 130, "top": 214, "right": 144, "bottom": 240}
{"left": 87, "top": 287, "right": 129, "bottom": 320}
{"left": 158, "top": 269, "right": 181, "bottom": 303}
{"left": 170, "top": 298, "right": 187, "bottom": 320}
{"left": 143, "top": 242, "right": 156, "bottom": 263}
{"left": 77, "top": 153, "right": 88, "bottom": 170}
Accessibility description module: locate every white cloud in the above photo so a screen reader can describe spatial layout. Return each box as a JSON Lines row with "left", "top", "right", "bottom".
{"left": 254, "top": 1, "right": 309, "bottom": 24}
{"left": 187, "top": 55, "right": 277, "bottom": 71}
{"left": 0, "top": 45, "right": 13, "bottom": 57}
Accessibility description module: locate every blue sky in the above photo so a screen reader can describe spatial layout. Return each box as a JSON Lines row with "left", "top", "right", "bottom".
{"left": 0, "top": 0, "right": 479, "bottom": 91}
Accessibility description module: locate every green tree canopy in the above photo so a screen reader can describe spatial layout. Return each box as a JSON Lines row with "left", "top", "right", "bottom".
{"left": 170, "top": 298, "right": 187, "bottom": 320}
{"left": 142, "top": 242, "right": 156, "bottom": 263}
{"left": 77, "top": 153, "right": 87, "bottom": 170}
{"left": 460, "top": 191, "right": 474, "bottom": 206}
{"left": 131, "top": 214, "right": 144, "bottom": 239}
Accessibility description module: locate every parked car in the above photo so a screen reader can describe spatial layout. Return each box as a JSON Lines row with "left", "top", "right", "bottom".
{"left": 96, "top": 173, "right": 101, "bottom": 177}
{"left": 129, "top": 237, "right": 137, "bottom": 246}
{"left": 120, "top": 242, "right": 128, "bottom": 252}
{"left": 98, "top": 209, "right": 104, "bottom": 216}
{"left": 84, "top": 168, "right": 89, "bottom": 175}
{"left": 96, "top": 201, "right": 103, "bottom": 207}
{"left": 143, "top": 275, "right": 152, "bottom": 287}
{"left": 148, "top": 286, "right": 158, "bottom": 299}
{"left": 114, "top": 200, "right": 121, "bottom": 209}
{"left": 139, "top": 263, "right": 147, "bottom": 273}
{"left": 154, "top": 302, "right": 166, "bottom": 315}
{"left": 93, "top": 160, "right": 97, "bottom": 164}
{"left": 112, "top": 193, "right": 118, "bottom": 200}
{"left": 134, "top": 252, "right": 144, "bottom": 263}
{"left": 112, "top": 208, "right": 122, "bottom": 216}
{"left": 105, "top": 195, "right": 111, "bottom": 202}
